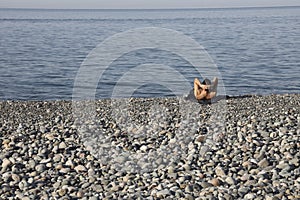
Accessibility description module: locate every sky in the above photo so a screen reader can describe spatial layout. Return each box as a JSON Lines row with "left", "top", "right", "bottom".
{"left": 1, "top": 0, "right": 300, "bottom": 9}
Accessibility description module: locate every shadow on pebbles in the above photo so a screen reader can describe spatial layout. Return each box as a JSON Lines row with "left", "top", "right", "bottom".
{"left": 0, "top": 94, "right": 299, "bottom": 199}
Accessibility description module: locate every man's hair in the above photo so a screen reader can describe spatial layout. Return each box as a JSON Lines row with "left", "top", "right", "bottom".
{"left": 202, "top": 78, "right": 211, "bottom": 85}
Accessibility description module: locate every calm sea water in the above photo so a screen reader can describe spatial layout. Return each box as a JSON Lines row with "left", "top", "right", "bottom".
{"left": 0, "top": 7, "right": 299, "bottom": 100}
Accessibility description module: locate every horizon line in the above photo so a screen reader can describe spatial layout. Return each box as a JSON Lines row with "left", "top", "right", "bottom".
{"left": 1, "top": 5, "right": 299, "bottom": 11}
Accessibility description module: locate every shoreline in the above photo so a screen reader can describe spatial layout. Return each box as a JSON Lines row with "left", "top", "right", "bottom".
{"left": 0, "top": 92, "right": 299, "bottom": 102}
{"left": 0, "top": 94, "right": 299, "bottom": 199}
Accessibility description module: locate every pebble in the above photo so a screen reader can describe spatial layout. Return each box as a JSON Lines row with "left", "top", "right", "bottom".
{"left": 183, "top": 164, "right": 191, "bottom": 171}
{"left": 276, "top": 161, "right": 289, "bottom": 169}
{"left": 258, "top": 158, "right": 270, "bottom": 168}
{"left": 11, "top": 174, "right": 20, "bottom": 182}
{"left": 265, "top": 196, "right": 280, "bottom": 200}
{"left": 225, "top": 177, "right": 236, "bottom": 185}
{"left": 77, "top": 190, "right": 84, "bottom": 198}
{"left": 1, "top": 158, "right": 12, "bottom": 171}
{"left": 199, "top": 145, "right": 209, "bottom": 157}
{"left": 28, "top": 177, "right": 34, "bottom": 184}
{"left": 215, "top": 166, "right": 226, "bottom": 177}
{"left": 200, "top": 182, "right": 213, "bottom": 189}
{"left": 185, "top": 185, "right": 193, "bottom": 193}
{"left": 58, "top": 188, "right": 67, "bottom": 196}
{"left": 140, "top": 145, "right": 148, "bottom": 152}
{"left": 53, "top": 154, "right": 61, "bottom": 162}
{"left": 195, "top": 135, "right": 206, "bottom": 143}
{"left": 0, "top": 94, "right": 299, "bottom": 199}
{"left": 58, "top": 142, "right": 67, "bottom": 149}
{"left": 156, "top": 189, "right": 170, "bottom": 197}
{"left": 74, "top": 165, "right": 87, "bottom": 172}
{"left": 167, "top": 166, "right": 174, "bottom": 174}
{"left": 65, "top": 160, "right": 74, "bottom": 168}
{"left": 18, "top": 180, "right": 28, "bottom": 190}
{"left": 178, "top": 176, "right": 186, "bottom": 183}
{"left": 60, "top": 168, "right": 71, "bottom": 174}
{"left": 35, "top": 164, "right": 45, "bottom": 172}
{"left": 238, "top": 186, "right": 250, "bottom": 196}
{"left": 168, "top": 172, "right": 177, "bottom": 179}
{"left": 210, "top": 178, "right": 220, "bottom": 186}
{"left": 244, "top": 193, "right": 256, "bottom": 199}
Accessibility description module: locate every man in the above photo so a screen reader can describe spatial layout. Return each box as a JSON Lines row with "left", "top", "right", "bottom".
{"left": 194, "top": 77, "right": 218, "bottom": 100}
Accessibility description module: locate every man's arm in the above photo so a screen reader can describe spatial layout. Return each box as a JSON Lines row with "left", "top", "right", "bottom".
{"left": 194, "top": 78, "right": 207, "bottom": 100}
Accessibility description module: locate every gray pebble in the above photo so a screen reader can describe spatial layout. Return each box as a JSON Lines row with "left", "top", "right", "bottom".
{"left": 215, "top": 166, "right": 226, "bottom": 177}
{"left": 156, "top": 189, "right": 170, "bottom": 197}
{"left": 200, "top": 182, "right": 213, "bottom": 189}
{"left": 74, "top": 165, "right": 87, "bottom": 172}
{"left": 35, "top": 164, "right": 45, "bottom": 172}
{"left": 258, "top": 158, "right": 269, "bottom": 168}
{"left": 225, "top": 177, "right": 236, "bottom": 185}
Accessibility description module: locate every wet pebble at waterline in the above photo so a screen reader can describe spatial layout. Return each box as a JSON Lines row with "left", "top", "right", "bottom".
{"left": 0, "top": 94, "right": 299, "bottom": 199}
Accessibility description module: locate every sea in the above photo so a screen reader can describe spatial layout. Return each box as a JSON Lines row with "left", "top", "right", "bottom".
{"left": 0, "top": 6, "right": 299, "bottom": 100}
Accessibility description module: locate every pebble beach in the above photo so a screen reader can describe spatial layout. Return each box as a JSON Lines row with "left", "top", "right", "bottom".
{"left": 0, "top": 94, "right": 299, "bottom": 199}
